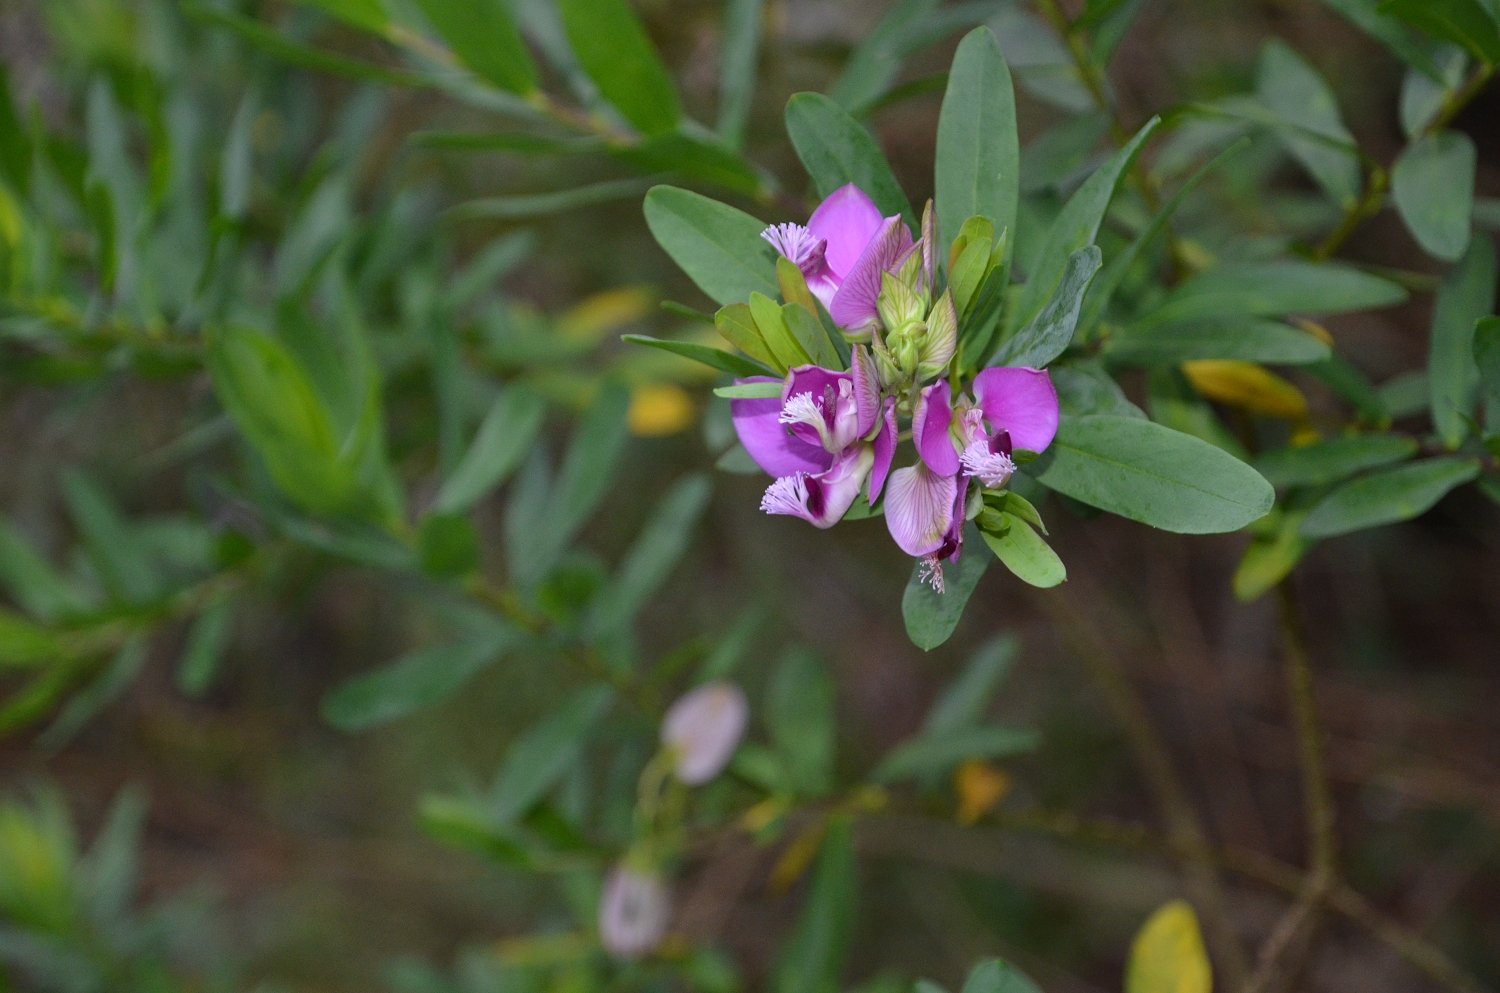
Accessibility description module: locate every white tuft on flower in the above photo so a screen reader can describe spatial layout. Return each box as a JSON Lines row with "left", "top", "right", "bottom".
{"left": 761, "top": 473, "right": 810, "bottom": 517}
{"left": 762, "top": 223, "right": 826, "bottom": 273}
{"left": 660, "top": 681, "right": 749, "bottom": 785}
{"left": 960, "top": 441, "right": 1016, "bottom": 490}
{"left": 599, "top": 865, "right": 670, "bottom": 959}
{"left": 919, "top": 555, "right": 946, "bottom": 593}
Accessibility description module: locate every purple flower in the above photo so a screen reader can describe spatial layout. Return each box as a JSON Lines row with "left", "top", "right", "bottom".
{"left": 762, "top": 184, "right": 914, "bottom": 334}
{"left": 885, "top": 368, "right": 1060, "bottom": 585}
{"left": 761, "top": 443, "right": 874, "bottom": 528}
{"left": 661, "top": 681, "right": 748, "bottom": 785}
{"left": 599, "top": 865, "right": 670, "bottom": 959}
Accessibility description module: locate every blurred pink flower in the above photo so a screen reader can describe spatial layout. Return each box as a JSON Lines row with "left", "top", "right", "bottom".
{"left": 660, "top": 681, "right": 749, "bottom": 785}
{"left": 599, "top": 865, "right": 670, "bottom": 959}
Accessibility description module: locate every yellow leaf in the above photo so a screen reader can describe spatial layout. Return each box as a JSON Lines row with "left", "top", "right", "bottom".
{"left": 1290, "top": 317, "right": 1335, "bottom": 347}
{"left": 1125, "top": 900, "right": 1212, "bottom": 993}
{"left": 1181, "top": 360, "right": 1308, "bottom": 420}
{"left": 768, "top": 820, "right": 826, "bottom": 893}
{"left": 556, "top": 286, "right": 654, "bottom": 342}
{"left": 953, "top": 760, "right": 1010, "bottom": 825}
{"left": 628, "top": 384, "right": 694, "bottom": 437}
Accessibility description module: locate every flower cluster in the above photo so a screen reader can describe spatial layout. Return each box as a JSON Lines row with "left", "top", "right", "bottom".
{"left": 732, "top": 185, "right": 1060, "bottom": 591}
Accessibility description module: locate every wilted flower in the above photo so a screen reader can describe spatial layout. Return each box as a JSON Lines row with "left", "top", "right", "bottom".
{"left": 762, "top": 184, "right": 915, "bottom": 335}
{"left": 660, "top": 681, "right": 749, "bottom": 785}
{"left": 599, "top": 865, "right": 670, "bottom": 960}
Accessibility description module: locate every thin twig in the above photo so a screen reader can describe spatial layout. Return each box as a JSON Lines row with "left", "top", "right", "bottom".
{"left": 1037, "top": 588, "right": 1250, "bottom": 990}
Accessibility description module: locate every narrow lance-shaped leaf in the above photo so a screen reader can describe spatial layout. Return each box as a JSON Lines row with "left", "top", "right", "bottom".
{"left": 767, "top": 648, "right": 836, "bottom": 796}
{"left": 1474, "top": 316, "right": 1500, "bottom": 433}
{"left": 873, "top": 725, "right": 1038, "bottom": 781}
{"left": 902, "top": 523, "right": 992, "bottom": 651}
{"left": 488, "top": 683, "right": 616, "bottom": 823}
{"left": 923, "top": 632, "right": 1020, "bottom": 735}
{"left": 1106, "top": 317, "right": 1331, "bottom": 366}
{"left": 623, "top": 334, "right": 776, "bottom": 378}
{"left": 1010, "top": 118, "right": 1160, "bottom": 333}
{"left": 1253, "top": 434, "right": 1419, "bottom": 488}
{"left": 1300, "top": 456, "right": 1481, "bottom": 538}
{"left": 784, "top": 92, "right": 914, "bottom": 226}
{"left": 774, "top": 818, "right": 858, "bottom": 993}
{"left": 1319, "top": 0, "right": 1443, "bottom": 80}
{"left": 1393, "top": 130, "right": 1477, "bottom": 262}
{"left": 989, "top": 246, "right": 1101, "bottom": 367}
{"left": 415, "top": 0, "right": 537, "bottom": 95}
{"left": 935, "top": 27, "right": 1018, "bottom": 254}
{"left": 1024, "top": 416, "right": 1274, "bottom": 533}
{"left": 983, "top": 514, "right": 1066, "bottom": 588}
{"left": 557, "top": 0, "right": 681, "bottom": 136}
{"left": 1429, "top": 233, "right": 1496, "bottom": 448}
{"left": 1256, "top": 40, "right": 1362, "bottom": 209}
{"left": 1377, "top": 0, "right": 1500, "bottom": 66}
{"left": 587, "top": 473, "right": 711, "bottom": 635}
{"left": 435, "top": 388, "right": 548, "bottom": 516}
{"left": 644, "top": 186, "right": 779, "bottom": 305}
{"left": 717, "top": 0, "right": 764, "bottom": 147}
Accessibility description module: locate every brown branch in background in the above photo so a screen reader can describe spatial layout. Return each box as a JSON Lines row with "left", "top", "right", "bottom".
{"left": 1036, "top": 586, "right": 1251, "bottom": 991}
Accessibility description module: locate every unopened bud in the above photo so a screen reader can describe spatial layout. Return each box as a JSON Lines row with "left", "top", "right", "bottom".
{"left": 599, "top": 865, "right": 670, "bottom": 959}
{"left": 660, "top": 681, "right": 748, "bottom": 785}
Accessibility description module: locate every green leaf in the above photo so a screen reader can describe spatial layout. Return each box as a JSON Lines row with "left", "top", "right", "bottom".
{"left": 622, "top": 334, "right": 775, "bottom": 378}
{"left": 557, "top": 0, "right": 681, "bottom": 136}
{"left": 1024, "top": 416, "right": 1274, "bottom": 533}
{"left": 0, "top": 523, "right": 93, "bottom": 623}
{"left": 1253, "top": 435, "right": 1419, "bottom": 488}
{"left": 448, "top": 178, "right": 654, "bottom": 221}
{"left": 767, "top": 648, "right": 836, "bottom": 796}
{"left": 1256, "top": 40, "right": 1362, "bottom": 208}
{"left": 0, "top": 609, "right": 64, "bottom": 668}
{"left": 990, "top": 247, "right": 1101, "bottom": 367}
{"left": 783, "top": 302, "right": 841, "bottom": 370}
{"left": 177, "top": 597, "right": 233, "bottom": 697}
{"left": 587, "top": 473, "right": 711, "bottom": 635}
{"left": 827, "top": 0, "right": 939, "bottom": 112}
{"left": 411, "top": 131, "right": 603, "bottom": 155}
{"left": 1106, "top": 317, "right": 1332, "bottom": 365}
{"left": 219, "top": 91, "right": 256, "bottom": 221}
{"left": 923, "top": 632, "right": 1021, "bottom": 736}
{"left": 1140, "top": 261, "right": 1407, "bottom": 327}
{"left": 183, "top": 3, "right": 432, "bottom": 89}
{"left": 61, "top": 472, "right": 160, "bottom": 607}
{"left": 1378, "top": 0, "right": 1500, "bottom": 65}
{"left": 902, "top": 523, "right": 991, "bottom": 651}
{"left": 415, "top": 0, "right": 537, "bottom": 95}
{"left": 785, "top": 93, "right": 913, "bottom": 226}
{"left": 718, "top": 0, "right": 764, "bottom": 146}
{"left": 714, "top": 381, "right": 783, "bottom": 398}
{"left": 78, "top": 785, "right": 147, "bottom": 924}
{"left": 1300, "top": 455, "right": 1481, "bottom": 538}
{"left": 1429, "top": 234, "right": 1496, "bottom": 447}
{"left": 935, "top": 28, "right": 1018, "bottom": 254}
{"left": 1474, "top": 316, "right": 1500, "bottom": 431}
{"left": 1320, "top": 0, "right": 1444, "bottom": 80}
{"left": 696, "top": 605, "right": 764, "bottom": 684}
{"left": 322, "top": 626, "right": 520, "bottom": 731}
{"left": 1378, "top": 369, "right": 1429, "bottom": 418}
{"left": 83, "top": 176, "right": 116, "bottom": 296}
{"left": 1010, "top": 118, "right": 1159, "bottom": 332}
{"left": 872, "top": 725, "right": 1038, "bottom": 782}
{"left": 1393, "top": 130, "right": 1477, "bottom": 261}
{"left": 300, "top": 0, "right": 388, "bottom": 33}
{"left": 1234, "top": 511, "right": 1308, "bottom": 602}
{"left": 487, "top": 683, "right": 615, "bottom": 822}
{"left": 434, "top": 387, "right": 548, "bottom": 514}
{"left": 611, "top": 133, "right": 766, "bottom": 197}
{"left": 644, "top": 185, "right": 778, "bottom": 305}
{"left": 982, "top": 515, "right": 1066, "bottom": 588}
{"left": 959, "top": 960, "right": 1043, "bottom": 993}
{"left": 1305, "top": 354, "right": 1391, "bottom": 425}
{"left": 417, "top": 513, "right": 480, "bottom": 577}
{"left": 0, "top": 66, "right": 31, "bottom": 196}
{"left": 774, "top": 818, "right": 857, "bottom": 993}
{"left": 1052, "top": 361, "right": 1146, "bottom": 418}
{"left": 1079, "top": 138, "right": 1249, "bottom": 335}
{"left": 36, "top": 637, "right": 151, "bottom": 752}
{"left": 1125, "top": 901, "right": 1212, "bottom": 993}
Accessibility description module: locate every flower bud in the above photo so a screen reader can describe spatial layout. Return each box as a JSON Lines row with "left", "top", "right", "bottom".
{"left": 916, "top": 290, "right": 957, "bottom": 380}
{"left": 599, "top": 865, "right": 670, "bottom": 959}
{"left": 877, "top": 271, "right": 925, "bottom": 334}
{"left": 660, "top": 681, "right": 748, "bottom": 785}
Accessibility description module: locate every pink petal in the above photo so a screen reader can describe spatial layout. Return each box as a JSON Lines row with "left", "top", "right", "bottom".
{"left": 884, "top": 461, "right": 957, "bottom": 557}
{"left": 973, "top": 367, "right": 1061, "bottom": 453}
{"left": 732, "top": 377, "right": 833, "bottom": 478}
{"left": 851, "top": 345, "right": 880, "bottom": 438}
{"left": 807, "top": 184, "right": 884, "bottom": 280}
{"left": 829, "top": 216, "right": 913, "bottom": 331}
{"left": 761, "top": 445, "right": 872, "bottom": 528}
{"left": 869, "top": 398, "right": 896, "bottom": 504}
{"left": 913, "top": 383, "right": 960, "bottom": 476}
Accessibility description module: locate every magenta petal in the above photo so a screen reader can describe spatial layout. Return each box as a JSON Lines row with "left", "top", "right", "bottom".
{"left": 851, "top": 346, "right": 879, "bottom": 438}
{"left": 884, "top": 462, "right": 957, "bottom": 557}
{"left": 807, "top": 184, "right": 884, "bottom": 280}
{"left": 731, "top": 377, "right": 833, "bottom": 478}
{"left": 761, "top": 445, "right": 872, "bottom": 528}
{"left": 973, "top": 367, "right": 1061, "bottom": 453}
{"left": 869, "top": 398, "right": 897, "bottom": 504}
{"left": 829, "top": 216, "right": 913, "bottom": 331}
{"left": 913, "top": 384, "right": 960, "bottom": 477}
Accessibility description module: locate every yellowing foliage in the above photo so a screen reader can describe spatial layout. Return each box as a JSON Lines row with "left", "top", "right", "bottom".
{"left": 1182, "top": 360, "right": 1308, "bottom": 420}
{"left": 628, "top": 383, "right": 694, "bottom": 436}
{"left": 1125, "top": 900, "right": 1212, "bottom": 993}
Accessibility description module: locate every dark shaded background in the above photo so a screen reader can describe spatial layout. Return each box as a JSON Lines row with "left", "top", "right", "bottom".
{"left": 1, "top": 0, "right": 1498, "bottom": 990}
